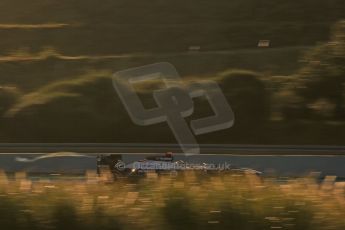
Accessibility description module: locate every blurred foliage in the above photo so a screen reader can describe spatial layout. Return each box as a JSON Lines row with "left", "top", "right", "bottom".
{"left": 0, "top": 171, "right": 344, "bottom": 230}
{"left": 295, "top": 20, "right": 345, "bottom": 119}
{"left": 1, "top": 69, "right": 271, "bottom": 143}
{"left": 0, "top": 0, "right": 344, "bottom": 55}
{"left": 0, "top": 0, "right": 345, "bottom": 144}
{"left": 218, "top": 70, "right": 270, "bottom": 125}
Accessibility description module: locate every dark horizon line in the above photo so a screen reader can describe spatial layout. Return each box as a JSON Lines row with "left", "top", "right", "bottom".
{"left": 1, "top": 143, "right": 345, "bottom": 155}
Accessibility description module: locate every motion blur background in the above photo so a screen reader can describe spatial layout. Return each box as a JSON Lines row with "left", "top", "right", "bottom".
{"left": 0, "top": 0, "right": 344, "bottom": 145}
{"left": 0, "top": 2, "right": 345, "bottom": 230}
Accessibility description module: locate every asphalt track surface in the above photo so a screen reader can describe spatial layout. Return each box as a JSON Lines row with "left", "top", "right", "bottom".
{"left": 1, "top": 143, "right": 344, "bottom": 176}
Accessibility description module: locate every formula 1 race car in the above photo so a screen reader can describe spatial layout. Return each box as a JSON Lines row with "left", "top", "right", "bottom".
{"left": 96, "top": 152, "right": 262, "bottom": 179}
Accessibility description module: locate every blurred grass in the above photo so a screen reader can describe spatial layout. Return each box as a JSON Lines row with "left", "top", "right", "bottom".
{"left": 0, "top": 0, "right": 343, "bottom": 55}
{"left": 0, "top": 171, "right": 344, "bottom": 230}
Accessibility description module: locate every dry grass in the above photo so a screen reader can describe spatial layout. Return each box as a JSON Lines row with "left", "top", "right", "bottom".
{"left": 0, "top": 170, "right": 344, "bottom": 230}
